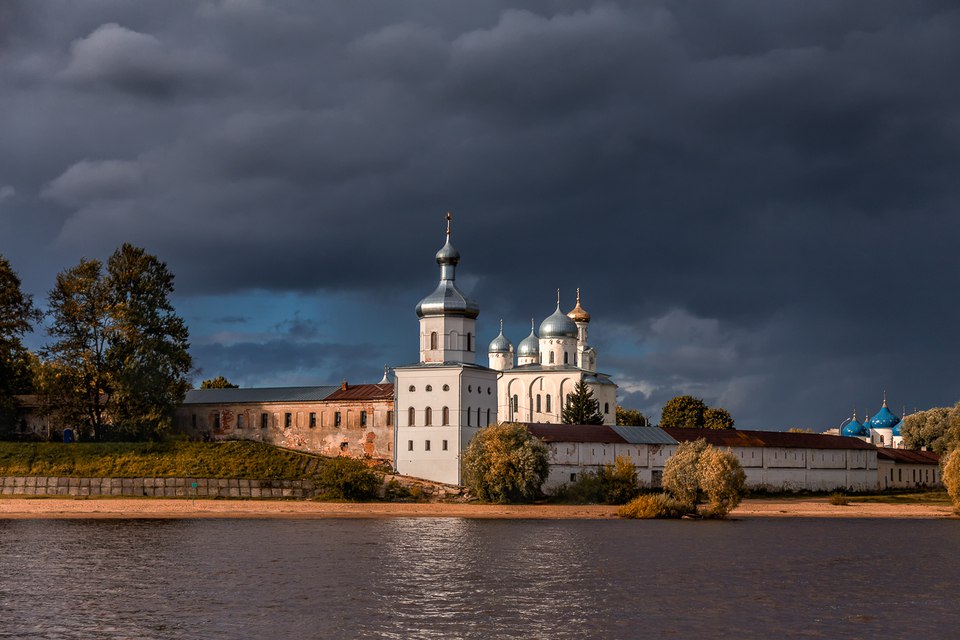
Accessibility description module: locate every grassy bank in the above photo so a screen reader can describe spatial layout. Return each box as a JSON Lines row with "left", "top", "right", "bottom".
{"left": 0, "top": 441, "right": 323, "bottom": 479}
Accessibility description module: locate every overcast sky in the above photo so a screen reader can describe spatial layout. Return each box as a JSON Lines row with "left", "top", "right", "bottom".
{"left": 2, "top": 0, "right": 959, "bottom": 429}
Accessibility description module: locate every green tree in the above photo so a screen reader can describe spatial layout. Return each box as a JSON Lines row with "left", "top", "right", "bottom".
{"left": 703, "top": 407, "right": 735, "bottom": 430}
{"left": 0, "top": 255, "right": 41, "bottom": 434}
{"left": 662, "top": 438, "right": 746, "bottom": 517}
{"left": 40, "top": 246, "right": 191, "bottom": 440}
{"left": 200, "top": 376, "right": 238, "bottom": 389}
{"left": 41, "top": 258, "right": 112, "bottom": 439}
{"left": 616, "top": 406, "right": 648, "bottom": 426}
{"left": 462, "top": 422, "right": 549, "bottom": 503}
{"left": 900, "top": 405, "right": 958, "bottom": 454}
{"left": 660, "top": 395, "right": 707, "bottom": 428}
{"left": 660, "top": 395, "right": 735, "bottom": 430}
{"left": 562, "top": 381, "right": 604, "bottom": 425}
{"left": 942, "top": 448, "right": 960, "bottom": 512}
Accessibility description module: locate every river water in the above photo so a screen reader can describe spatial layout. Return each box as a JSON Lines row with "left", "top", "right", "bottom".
{"left": 0, "top": 517, "right": 956, "bottom": 639}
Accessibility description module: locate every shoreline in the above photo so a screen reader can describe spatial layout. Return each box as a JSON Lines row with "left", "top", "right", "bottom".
{"left": 0, "top": 497, "right": 955, "bottom": 520}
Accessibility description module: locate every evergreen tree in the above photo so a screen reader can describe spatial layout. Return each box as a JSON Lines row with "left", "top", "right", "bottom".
{"left": 562, "top": 381, "right": 604, "bottom": 425}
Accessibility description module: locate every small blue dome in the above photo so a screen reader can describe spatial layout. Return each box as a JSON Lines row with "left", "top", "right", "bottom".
{"left": 842, "top": 419, "right": 867, "bottom": 437}
{"left": 892, "top": 422, "right": 902, "bottom": 437}
{"left": 539, "top": 304, "right": 578, "bottom": 339}
{"left": 869, "top": 405, "right": 900, "bottom": 431}
{"left": 517, "top": 323, "right": 539, "bottom": 357}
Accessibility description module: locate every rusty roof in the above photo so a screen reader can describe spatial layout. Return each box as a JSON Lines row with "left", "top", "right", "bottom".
{"left": 525, "top": 423, "right": 677, "bottom": 445}
{"left": 183, "top": 386, "right": 339, "bottom": 404}
{"left": 662, "top": 427, "right": 877, "bottom": 451}
{"left": 876, "top": 448, "right": 940, "bottom": 465}
{"left": 325, "top": 383, "right": 394, "bottom": 401}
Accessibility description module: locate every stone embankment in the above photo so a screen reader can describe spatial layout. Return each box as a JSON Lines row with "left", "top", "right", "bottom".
{"left": 0, "top": 476, "right": 314, "bottom": 499}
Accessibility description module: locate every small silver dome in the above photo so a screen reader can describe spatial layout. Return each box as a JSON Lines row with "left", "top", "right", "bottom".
{"left": 416, "top": 214, "right": 478, "bottom": 319}
{"left": 539, "top": 303, "right": 578, "bottom": 338}
{"left": 416, "top": 280, "right": 479, "bottom": 319}
{"left": 488, "top": 320, "right": 513, "bottom": 353}
{"left": 517, "top": 321, "right": 539, "bottom": 357}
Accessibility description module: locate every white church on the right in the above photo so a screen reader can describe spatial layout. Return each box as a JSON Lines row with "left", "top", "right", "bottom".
{"left": 487, "top": 289, "right": 618, "bottom": 426}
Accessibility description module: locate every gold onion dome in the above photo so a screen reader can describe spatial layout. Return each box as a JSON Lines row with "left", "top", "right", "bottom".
{"left": 567, "top": 288, "right": 591, "bottom": 323}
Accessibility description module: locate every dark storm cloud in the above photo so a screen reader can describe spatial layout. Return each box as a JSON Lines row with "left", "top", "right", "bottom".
{"left": 3, "top": 0, "right": 960, "bottom": 428}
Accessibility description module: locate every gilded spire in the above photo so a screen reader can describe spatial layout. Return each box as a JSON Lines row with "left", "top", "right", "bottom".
{"left": 567, "top": 287, "right": 591, "bottom": 323}
{"left": 446, "top": 212, "right": 452, "bottom": 237}
{"left": 883, "top": 389, "right": 887, "bottom": 408}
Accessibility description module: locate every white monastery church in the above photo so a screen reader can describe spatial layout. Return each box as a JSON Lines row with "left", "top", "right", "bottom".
{"left": 394, "top": 216, "right": 618, "bottom": 484}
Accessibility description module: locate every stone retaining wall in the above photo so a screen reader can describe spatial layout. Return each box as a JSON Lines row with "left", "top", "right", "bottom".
{"left": 0, "top": 476, "right": 316, "bottom": 499}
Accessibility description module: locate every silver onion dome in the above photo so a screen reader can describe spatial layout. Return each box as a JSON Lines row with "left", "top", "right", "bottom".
{"left": 488, "top": 320, "right": 513, "bottom": 353}
{"left": 416, "top": 214, "right": 479, "bottom": 319}
{"left": 539, "top": 298, "right": 578, "bottom": 339}
{"left": 517, "top": 319, "right": 539, "bottom": 357}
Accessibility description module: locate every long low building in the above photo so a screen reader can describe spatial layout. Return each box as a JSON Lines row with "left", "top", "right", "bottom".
{"left": 877, "top": 448, "right": 941, "bottom": 489}
{"left": 526, "top": 423, "right": 678, "bottom": 490}
{"left": 663, "top": 427, "right": 879, "bottom": 492}
{"left": 175, "top": 381, "right": 395, "bottom": 460}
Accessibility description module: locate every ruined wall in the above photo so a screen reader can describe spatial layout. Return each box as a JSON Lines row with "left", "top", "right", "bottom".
{"left": 0, "top": 476, "right": 317, "bottom": 498}
{"left": 175, "top": 398, "right": 395, "bottom": 462}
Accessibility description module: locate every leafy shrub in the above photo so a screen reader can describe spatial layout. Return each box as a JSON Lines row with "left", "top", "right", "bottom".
{"left": 316, "top": 456, "right": 383, "bottom": 500}
{"left": 462, "top": 422, "right": 549, "bottom": 503}
{"left": 662, "top": 439, "right": 746, "bottom": 517}
{"left": 829, "top": 492, "right": 850, "bottom": 506}
{"left": 551, "top": 456, "right": 641, "bottom": 504}
{"left": 618, "top": 493, "right": 688, "bottom": 519}
{"left": 942, "top": 448, "right": 960, "bottom": 512}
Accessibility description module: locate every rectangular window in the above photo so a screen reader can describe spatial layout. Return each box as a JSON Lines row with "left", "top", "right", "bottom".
{"left": 284, "top": 413, "right": 292, "bottom": 428}
{"left": 261, "top": 413, "right": 268, "bottom": 429}
{"left": 407, "top": 440, "right": 413, "bottom": 451}
{"left": 213, "top": 413, "right": 221, "bottom": 430}
{"left": 425, "top": 440, "right": 431, "bottom": 451}
{"left": 361, "top": 411, "right": 367, "bottom": 427}
{"left": 570, "top": 473, "right": 577, "bottom": 482}
{"left": 191, "top": 414, "right": 197, "bottom": 429}
{"left": 442, "top": 440, "right": 448, "bottom": 451}
{"left": 387, "top": 410, "right": 394, "bottom": 426}
{"left": 335, "top": 412, "right": 342, "bottom": 427}
{"left": 237, "top": 414, "right": 244, "bottom": 429}
{"left": 309, "top": 412, "right": 316, "bottom": 428}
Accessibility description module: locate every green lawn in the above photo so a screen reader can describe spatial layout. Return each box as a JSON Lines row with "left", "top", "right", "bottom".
{"left": 0, "top": 441, "right": 324, "bottom": 479}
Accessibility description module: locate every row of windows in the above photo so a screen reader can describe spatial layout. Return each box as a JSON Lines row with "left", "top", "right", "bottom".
{"left": 407, "top": 384, "right": 492, "bottom": 395}
{"left": 429, "top": 332, "right": 473, "bottom": 352}
{"left": 509, "top": 395, "right": 610, "bottom": 415}
{"left": 407, "top": 439, "right": 449, "bottom": 451}
{"left": 544, "top": 351, "right": 570, "bottom": 365}
{"left": 194, "top": 410, "right": 392, "bottom": 430}
{"left": 407, "top": 407, "right": 491, "bottom": 427}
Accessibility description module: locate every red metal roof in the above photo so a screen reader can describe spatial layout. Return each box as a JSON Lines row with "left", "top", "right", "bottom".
{"left": 526, "top": 423, "right": 627, "bottom": 444}
{"left": 876, "top": 448, "right": 940, "bottom": 465}
{"left": 325, "top": 383, "right": 394, "bottom": 401}
{"left": 662, "top": 427, "right": 876, "bottom": 450}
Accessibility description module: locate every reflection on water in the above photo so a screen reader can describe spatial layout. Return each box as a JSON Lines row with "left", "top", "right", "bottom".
{"left": 0, "top": 518, "right": 957, "bottom": 639}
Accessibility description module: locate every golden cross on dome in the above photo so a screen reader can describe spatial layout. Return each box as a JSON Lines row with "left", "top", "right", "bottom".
{"left": 446, "top": 212, "right": 452, "bottom": 236}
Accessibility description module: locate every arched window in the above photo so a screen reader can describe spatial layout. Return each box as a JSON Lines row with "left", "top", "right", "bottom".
{"left": 430, "top": 332, "right": 438, "bottom": 350}
{"left": 467, "top": 407, "right": 471, "bottom": 426}
{"left": 549, "top": 352, "right": 555, "bottom": 364}
{"left": 536, "top": 394, "right": 541, "bottom": 412}
{"left": 512, "top": 395, "right": 518, "bottom": 412}
{"left": 486, "top": 408, "right": 491, "bottom": 425}
{"left": 467, "top": 332, "right": 473, "bottom": 352}
{"left": 442, "top": 407, "right": 449, "bottom": 426}
{"left": 604, "top": 402, "right": 609, "bottom": 414}
{"left": 564, "top": 352, "right": 569, "bottom": 364}
{"left": 425, "top": 407, "right": 432, "bottom": 426}
{"left": 408, "top": 407, "right": 415, "bottom": 426}
{"left": 546, "top": 394, "right": 551, "bottom": 413}
{"left": 477, "top": 407, "right": 481, "bottom": 425}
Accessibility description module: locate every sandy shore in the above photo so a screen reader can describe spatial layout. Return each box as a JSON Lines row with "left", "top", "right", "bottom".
{"left": 0, "top": 497, "right": 954, "bottom": 519}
